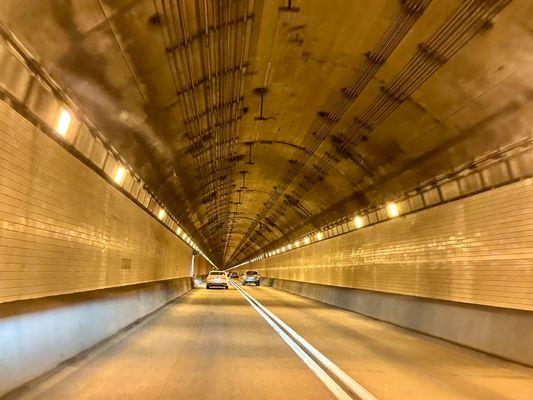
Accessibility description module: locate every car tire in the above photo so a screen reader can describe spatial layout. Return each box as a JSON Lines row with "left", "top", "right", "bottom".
{"left": 225, "top": 286, "right": 228, "bottom": 290}
{"left": 206, "top": 285, "right": 210, "bottom": 289}
{"left": 256, "top": 283, "right": 260, "bottom": 286}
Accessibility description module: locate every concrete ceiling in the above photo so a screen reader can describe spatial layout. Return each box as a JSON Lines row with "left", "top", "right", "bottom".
{"left": 1, "top": 0, "right": 532, "bottom": 266}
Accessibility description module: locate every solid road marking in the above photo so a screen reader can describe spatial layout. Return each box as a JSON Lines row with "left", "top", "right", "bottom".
{"left": 231, "top": 282, "right": 352, "bottom": 400}
{"left": 231, "top": 282, "right": 377, "bottom": 400}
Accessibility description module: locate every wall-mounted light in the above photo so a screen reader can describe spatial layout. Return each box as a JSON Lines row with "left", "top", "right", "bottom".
{"left": 304, "top": 237, "right": 310, "bottom": 245}
{"left": 158, "top": 208, "right": 166, "bottom": 220}
{"left": 176, "top": 226, "right": 182, "bottom": 235}
{"left": 56, "top": 108, "right": 71, "bottom": 136}
{"left": 354, "top": 215, "right": 364, "bottom": 229}
{"left": 114, "top": 166, "right": 125, "bottom": 185}
{"left": 386, "top": 202, "right": 400, "bottom": 218}
{"left": 287, "top": 244, "right": 292, "bottom": 250}
{"left": 294, "top": 240, "right": 300, "bottom": 247}
{"left": 316, "top": 231, "right": 324, "bottom": 241}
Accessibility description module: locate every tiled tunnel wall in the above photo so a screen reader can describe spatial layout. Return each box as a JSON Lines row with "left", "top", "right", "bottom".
{"left": 0, "top": 99, "right": 193, "bottom": 303}
{"left": 0, "top": 31, "right": 206, "bottom": 305}
{"left": 194, "top": 253, "right": 212, "bottom": 277}
{"left": 245, "top": 179, "right": 533, "bottom": 311}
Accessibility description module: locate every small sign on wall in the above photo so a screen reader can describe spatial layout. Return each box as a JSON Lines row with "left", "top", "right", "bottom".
{"left": 121, "top": 258, "right": 132, "bottom": 270}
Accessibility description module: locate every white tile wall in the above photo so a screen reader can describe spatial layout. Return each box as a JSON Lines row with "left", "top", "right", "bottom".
{"left": 249, "top": 179, "right": 533, "bottom": 310}
{"left": 0, "top": 100, "right": 192, "bottom": 303}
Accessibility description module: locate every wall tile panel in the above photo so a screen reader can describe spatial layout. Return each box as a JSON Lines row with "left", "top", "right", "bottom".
{"left": 247, "top": 179, "right": 533, "bottom": 310}
{"left": 0, "top": 100, "right": 192, "bottom": 303}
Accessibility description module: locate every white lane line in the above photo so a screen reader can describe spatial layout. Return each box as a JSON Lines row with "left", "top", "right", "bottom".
{"left": 231, "top": 282, "right": 352, "bottom": 400}
{"left": 233, "top": 282, "right": 377, "bottom": 400}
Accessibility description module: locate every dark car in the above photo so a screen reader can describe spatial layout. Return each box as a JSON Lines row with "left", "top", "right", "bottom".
{"left": 230, "top": 272, "right": 239, "bottom": 278}
{"left": 242, "top": 271, "right": 260, "bottom": 286}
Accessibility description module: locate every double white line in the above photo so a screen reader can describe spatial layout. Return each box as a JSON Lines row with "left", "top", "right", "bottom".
{"left": 231, "top": 282, "right": 377, "bottom": 400}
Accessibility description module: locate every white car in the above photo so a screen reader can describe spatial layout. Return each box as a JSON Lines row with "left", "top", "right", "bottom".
{"left": 206, "top": 271, "right": 229, "bottom": 289}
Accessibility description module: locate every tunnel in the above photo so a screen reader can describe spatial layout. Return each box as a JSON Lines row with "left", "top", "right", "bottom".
{"left": 0, "top": 0, "right": 532, "bottom": 399}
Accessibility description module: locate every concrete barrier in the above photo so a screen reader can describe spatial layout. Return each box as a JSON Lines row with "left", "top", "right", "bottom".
{"left": 263, "top": 278, "right": 533, "bottom": 367}
{"left": 193, "top": 275, "right": 207, "bottom": 287}
{"left": 0, "top": 277, "right": 193, "bottom": 397}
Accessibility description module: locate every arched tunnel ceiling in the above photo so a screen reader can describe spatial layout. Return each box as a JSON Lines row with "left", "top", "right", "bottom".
{"left": 1, "top": 0, "right": 532, "bottom": 266}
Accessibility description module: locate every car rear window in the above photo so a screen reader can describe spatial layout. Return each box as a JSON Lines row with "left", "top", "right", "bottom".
{"left": 246, "top": 271, "right": 258, "bottom": 275}
{"left": 209, "top": 271, "right": 225, "bottom": 276}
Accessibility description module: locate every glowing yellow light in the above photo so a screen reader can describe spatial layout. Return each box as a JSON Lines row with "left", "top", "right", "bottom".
{"left": 316, "top": 231, "right": 324, "bottom": 241}
{"left": 386, "top": 202, "right": 399, "bottom": 218}
{"left": 281, "top": 246, "right": 286, "bottom": 252}
{"left": 294, "top": 240, "right": 300, "bottom": 247}
{"left": 287, "top": 244, "right": 292, "bottom": 250}
{"left": 114, "top": 167, "right": 125, "bottom": 184}
{"left": 304, "top": 237, "right": 310, "bottom": 245}
{"left": 176, "top": 227, "right": 182, "bottom": 235}
{"left": 158, "top": 209, "right": 166, "bottom": 220}
{"left": 56, "top": 108, "right": 71, "bottom": 136}
{"left": 354, "top": 216, "right": 364, "bottom": 229}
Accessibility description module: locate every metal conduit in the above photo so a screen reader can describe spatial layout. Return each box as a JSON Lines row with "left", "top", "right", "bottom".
{"left": 233, "top": 0, "right": 512, "bottom": 265}
{"left": 228, "top": 0, "right": 433, "bottom": 264}
{"left": 157, "top": 0, "right": 253, "bottom": 263}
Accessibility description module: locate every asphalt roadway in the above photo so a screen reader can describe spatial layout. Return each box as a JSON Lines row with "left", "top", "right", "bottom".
{"left": 11, "top": 282, "right": 533, "bottom": 400}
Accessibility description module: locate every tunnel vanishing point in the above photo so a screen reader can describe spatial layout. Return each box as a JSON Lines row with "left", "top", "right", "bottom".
{"left": 0, "top": 0, "right": 532, "bottom": 399}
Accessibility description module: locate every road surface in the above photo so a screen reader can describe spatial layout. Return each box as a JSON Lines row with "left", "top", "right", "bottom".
{"left": 10, "top": 282, "right": 533, "bottom": 400}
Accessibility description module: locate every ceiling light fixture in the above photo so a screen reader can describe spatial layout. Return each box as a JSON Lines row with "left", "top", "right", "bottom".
{"left": 114, "top": 166, "right": 125, "bottom": 185}
{"left": 386, "top": 202, "right": 400, "bottom": 218}
{"left": 56, "top": 108, "right": 71, "bottom": 136}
